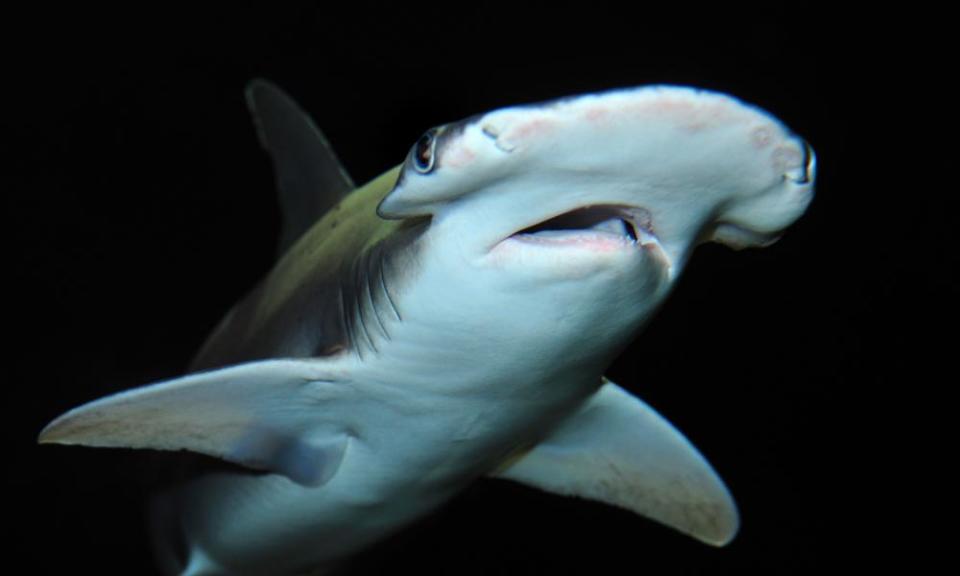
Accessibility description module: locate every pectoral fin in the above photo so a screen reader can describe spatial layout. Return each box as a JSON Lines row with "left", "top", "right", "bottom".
{"left": 39, "top": 359, "right": 354, "bottom": 487}
{"left": 493, "top": 379, "right": 739, "bottom": 546}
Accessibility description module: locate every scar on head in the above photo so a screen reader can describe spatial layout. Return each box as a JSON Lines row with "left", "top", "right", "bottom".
{"left": 481, "top": 124, "right": 515, "bottom": 153}
{"left": 751, "top": 126, "right": 775, "bottom": 149}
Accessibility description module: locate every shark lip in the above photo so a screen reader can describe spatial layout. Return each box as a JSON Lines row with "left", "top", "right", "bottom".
{"left": 507, "top": 205, "right": 658, "bottom": 248}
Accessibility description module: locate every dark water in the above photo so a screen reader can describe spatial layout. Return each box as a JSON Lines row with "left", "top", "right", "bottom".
{"left": 6, "top": 5, "right": 921, "bottom": 574}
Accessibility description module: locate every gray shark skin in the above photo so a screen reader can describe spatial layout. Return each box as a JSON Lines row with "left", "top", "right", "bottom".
{"left": 39, "top": 80, "right": 815, "bottom": 575}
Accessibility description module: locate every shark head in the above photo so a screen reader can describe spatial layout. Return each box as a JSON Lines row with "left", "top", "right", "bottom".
{"left": 379, "top": 86, "right": 815, "bottom": 280}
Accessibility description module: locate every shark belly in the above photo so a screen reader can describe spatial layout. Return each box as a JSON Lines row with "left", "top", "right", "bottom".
{"left": 166, "top": 240, "right": 646, "bottom": 574}
{"left": 167, "top": 351, "right": 598, "bottom": 575}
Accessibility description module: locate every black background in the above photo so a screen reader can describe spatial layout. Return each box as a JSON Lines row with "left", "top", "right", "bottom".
{"left": 4, "top": 4, "right": 936, "bottom": 575}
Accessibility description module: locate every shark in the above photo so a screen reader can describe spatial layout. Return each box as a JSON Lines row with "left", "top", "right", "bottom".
{"left": 39, "top": 80, "right": 815, "bottom": 575}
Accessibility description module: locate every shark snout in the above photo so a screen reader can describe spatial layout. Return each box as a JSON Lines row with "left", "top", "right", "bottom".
{"left": 785, "top": 138, "right": 815, "bottom": 186}
{"left": 707, "top": 136, "right": 816, "bottom": 250}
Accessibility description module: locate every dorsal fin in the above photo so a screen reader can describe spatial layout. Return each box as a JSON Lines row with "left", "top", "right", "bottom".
{"left": 245, "top": 79, "right": 355, "bottom": 256}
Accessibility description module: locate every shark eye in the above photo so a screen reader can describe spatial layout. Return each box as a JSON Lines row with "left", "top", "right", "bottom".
{"left": 412, "top": 129, "right": 438, "bottom": 174}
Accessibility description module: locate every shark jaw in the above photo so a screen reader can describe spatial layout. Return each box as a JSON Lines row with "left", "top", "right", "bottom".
{"left": 491, "top": 203, "right": 671, "bottom": 275}
{"left": 508, "top": 204, "right": 659, "bottom": 248}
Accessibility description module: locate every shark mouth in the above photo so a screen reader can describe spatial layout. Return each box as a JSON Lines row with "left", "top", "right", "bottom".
{"left": 510, "top": 205, "right": 657, "bottom": 247}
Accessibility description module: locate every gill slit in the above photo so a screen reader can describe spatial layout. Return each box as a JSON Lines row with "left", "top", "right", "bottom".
{"left": 379, "top": 256, "right": 403, "bottom": 322}
{"left": 365, "top": 250, "right": 391, "bottom": 342}
{"left": 353, "top": 260, "right": 379, "bottom": 356}
{"left": 338, "top": 285, "right": 362, "bottom": 361}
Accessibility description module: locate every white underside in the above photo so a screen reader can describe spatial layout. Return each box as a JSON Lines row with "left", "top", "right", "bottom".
{"left": 171, "top": 223, "right": 670, "bottom": 574}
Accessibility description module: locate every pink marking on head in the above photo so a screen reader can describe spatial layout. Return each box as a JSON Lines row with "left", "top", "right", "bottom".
{"left": 646, "top": 97, "right": 698, "bottom": 114}
{"left": 505, "top": 117, "right": 556, "bottom": 143}
{"left": 583, "top": 106, "right": 610, "bottom": 124}
{"left": 617, "top": 94, "right": 734, "bottom": 133}
{"left": 624, "top": 96, "right": 701, "bottom": 126}
{"left": 444, "top": 144, "right": 476, "bottom": 168}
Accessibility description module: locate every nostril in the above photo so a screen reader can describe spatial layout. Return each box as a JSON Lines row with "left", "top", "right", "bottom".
{"left": 785, "top": 139, "right": 815, "bottom": 185}
{"left": 622, "top": 218, "right": 638, "bottom": 243}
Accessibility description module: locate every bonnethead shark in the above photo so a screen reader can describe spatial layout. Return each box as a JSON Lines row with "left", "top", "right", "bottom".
{"left": 39, "top": 80, "right": 815, "bottom": 575}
